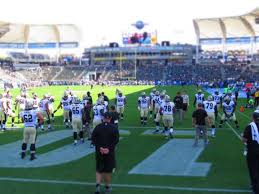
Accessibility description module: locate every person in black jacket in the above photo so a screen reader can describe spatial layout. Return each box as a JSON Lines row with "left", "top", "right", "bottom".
{"left": 87, "top": 91, "right": 93, "bottom": 105}
{"left": 109, "top": 105, "right": 119, "bottom": 129}
{"left": 92, "top": 112, "right": 119, "bottom": 194}
{"left": 243, "top": 110, "right": 259, "bottom": 194}
{"left": 173, "top": 92, "right": 183, "bottom": 123}
{"left": 102, "top": 92, "right": 109, "bottom": 103}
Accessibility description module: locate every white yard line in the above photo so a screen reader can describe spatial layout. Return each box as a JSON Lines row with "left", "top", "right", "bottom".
{"left": 218, "top": 113, "right": 242, "bottom": 140}
{"left": 0, "top": 177, "right": 250, "bottom": 193}
{"left": 237, "top": 110, "right": 251, "bottom": 120}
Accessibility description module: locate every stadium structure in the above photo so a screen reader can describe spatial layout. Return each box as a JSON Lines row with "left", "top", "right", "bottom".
{"left": 193, "top": 7, "right": 259, "bottom": 63}
{"left": 0, "top": 9, "right": 258, "bottom": 87}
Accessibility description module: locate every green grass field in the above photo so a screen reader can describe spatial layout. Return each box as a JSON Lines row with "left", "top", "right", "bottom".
{"left": 0, "top": 85, "right": 254, "bottom": 194}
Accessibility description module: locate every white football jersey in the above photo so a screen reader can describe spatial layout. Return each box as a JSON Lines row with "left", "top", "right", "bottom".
{"left": 203, "top": 100, "right": 217, "bottom": 113}
{"left": 39, "top": 99, "right": 49, "bottom": 111}
{"left": 182, "top": 94, "right": 189, "bottom": 104}
{"left": 160, "top": 102, "right": 175, "bottom": 115}
{"left": 116, "top": 96, "right": 126, "bottom": 107}
{"left": 212, "top": 94, "right": 222, "bottom": 104}
{"left": 223, "top": 101, "right": 235, "bottom": 114}
{"left": 195, "top": 93, "right": 205, "bottom": 104}
{"left": 17, "top": 96, "right": 26, "bottom": 110}
{"left": 32, "top": 98, "right": 40, "bottom": 109}
{"left": 150, "top": 92, "right": 156, "bottom": 100}
{"left": 61, "top": 98, "right": 71, "bottom": 111}
{"left": 152, "top": 95, "right": 161, "bottom": 107}
{"left": 20, "top": 110, "right": 37, "bottom": 127}
{"left": 70, "top": 103, "right": 84, "bottom": 119}
{"left": 93, "top": 104, "right": 105, "bottom": 120}
{"left": 138, "top": 96, "right": 150, "bottom": 109}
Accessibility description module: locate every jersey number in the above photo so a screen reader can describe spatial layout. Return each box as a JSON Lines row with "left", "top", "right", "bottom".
{"left": 164, "top": 105, "right": 172, "bottom": 112}
{"left": 206, "top": 103, "right": 213, "bottom": 109}
{"left": 23, "top": 114, "right": 33, "bottom": 122}
{"left": 72, "top": 107, "right": 80, "bottom": 114}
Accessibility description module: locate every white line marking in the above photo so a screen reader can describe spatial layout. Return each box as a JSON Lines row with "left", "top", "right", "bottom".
{"left": 237, "top": 111, "right": 251, "bottom": 120}
{"left": 225, "top": 122, "right": 242, "bottom": 140}
{"left": 0, "top": 177, "right": 250, "bottom": 193}
{"left": 219, "top": 113, "right": 242, "bottom": 140}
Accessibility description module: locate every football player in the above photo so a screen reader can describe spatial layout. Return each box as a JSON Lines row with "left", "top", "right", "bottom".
{"left": 81, "top": 93, "right": 89, "bottom": 107}
{"left": 0, "top": 94, "right": 7, "bottom": 131}
{"left": 138, "top": 92, "right": 150, "bottom": 126}
{"left": 219, "top": 97, "right": 239, "bottom": 129}
{"left": 92, "top": 99, "right": 105, "bottom": 131}
{"left": 149, "top": 88, "right": 157, "bottom": 118}
{"left": 203, "top": 96, "right": 217, "bottom": 137}
{"left": 20, "top": 101, "right": 44, "bottom": 160}
{"left": 54, "top": 92, "right": 71, "bottom": 128}
{"left": 15, "top": 92, "right": 27, "bottom": 124}
{"left": 48, "top": 95, "right": 55, "bottom": 122}
{"left": 70, "top": 97, "right": 84, "bottom": 145}
{"left": 159, "top": 95, "right": 175, "bottom": 138}
{"left": 212, "top": 90, "right": 222, "bottom": 120}
{"left": 193, "top": 89, "right": 205, "bottom": 108}
{"left": 39, "top": 94, "right": 51, "bottom": 131}
{"left": 32, "top": 93, "right": 40, "bottom": 111}
{"left": 181, "top": 90, "right": 189, "bottom": 120}
{"left": 152, "top": 91, "right": 160, "bottom": 120}
{"left": 154, "top": 92, "right": 165, "bottom": 133}
{"left": 5, "top": 91, "right": 15, "bottom": 128}
{"left": 115, "top": 91, "right": 126, "bottom": 120}
{"left": 223, "top": 91, "right": 236, "bottom": 104}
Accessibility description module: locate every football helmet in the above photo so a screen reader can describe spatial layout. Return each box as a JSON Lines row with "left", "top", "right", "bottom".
{"left": 141, "top": 92, "right": 146, "bottom": 97}
{"left": 25, "top": 101, "right": 33, "bottom": 110}
{"left": 207, "top": 95, "right": 213, "bottom": 101}
{"left": 155, "top": 91, "right": 160, "bottom": 96}
{"left": 152, "top": 88, "right": 156, "bottom": 92}
{"left": 72, "top": 97, "right": 81, "bottom": 104}
{"left": 165, "top": 95, "right": 170, "bottom": 102}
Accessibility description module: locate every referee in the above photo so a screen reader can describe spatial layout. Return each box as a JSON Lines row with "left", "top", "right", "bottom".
{"left": 92, "top": 112, "right": 119, "bottom": 194}
{"left": 243, "top": 110, "right": 259, "bottom": 194}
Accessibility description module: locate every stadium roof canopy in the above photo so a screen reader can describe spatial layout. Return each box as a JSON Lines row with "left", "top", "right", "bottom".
{"left": 0, "top": 21, "right": 80, "bottom": 49}
{"left": 193, "top": 8, "right": 259, "bottom": 44}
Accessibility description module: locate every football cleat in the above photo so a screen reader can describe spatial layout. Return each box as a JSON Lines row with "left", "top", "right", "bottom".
{"left": 153, "top": 129, "right": 160, "bottom": 134}
{"left": 30, "top": 155, "right": 36, "bottom": 161}
{"left": 21, "top": 152, "right": 26, "bottom": 159}
{"left": 104, "top": 186, "right": 112, "bottom": 194}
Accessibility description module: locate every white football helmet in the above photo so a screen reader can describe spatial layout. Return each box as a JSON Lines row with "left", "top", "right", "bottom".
{"left": 207, "top": 95, "right": 213, "bottom": 101}
{"left": 165, "top": 95, "right": 170, "bottom": 102}
{"left": 25, "top": 100, "right": 33, "bottom": 110}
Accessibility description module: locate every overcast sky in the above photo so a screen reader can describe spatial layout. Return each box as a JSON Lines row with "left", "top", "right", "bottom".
{"left": 0, "top": 0, "right": 258, "bottom": 47}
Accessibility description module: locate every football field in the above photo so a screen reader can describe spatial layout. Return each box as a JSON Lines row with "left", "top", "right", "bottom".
{"left": 0, "top": 85, "right": 253, "bottom": 194}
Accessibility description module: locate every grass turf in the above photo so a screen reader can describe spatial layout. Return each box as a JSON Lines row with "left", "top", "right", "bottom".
{"left": 0, "top": 85, "right": 252, "bottom": 194}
